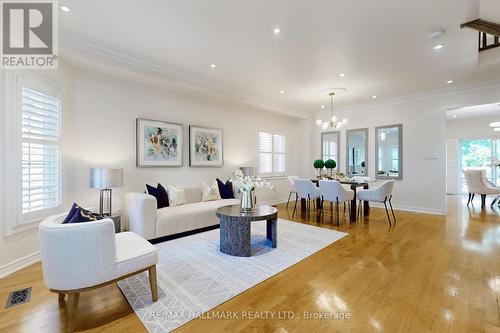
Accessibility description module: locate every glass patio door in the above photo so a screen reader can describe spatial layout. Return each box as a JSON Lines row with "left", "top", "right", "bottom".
{"left": 459, "top": 139, "right": 499, "bottom": 193}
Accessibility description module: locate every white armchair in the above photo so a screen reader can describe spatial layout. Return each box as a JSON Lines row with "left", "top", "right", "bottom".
{"left": 357, "top": 180, "right": 395, "bottom": 226}
{"left": 39, "top": 213, "right": 158, "bottom": 332}
{"left": 463, "top": 170, "right": 500, "bottom": 207}
{"left": 319, "top": 180, "right": 355, "bottom": 224}
{"left": 293, "top": 179, "right": 321, "bottom": 215}
{"left": 286, "top": 175, "right": 299, "bottom": 207}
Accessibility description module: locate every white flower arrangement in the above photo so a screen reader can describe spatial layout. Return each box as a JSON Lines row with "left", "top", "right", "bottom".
{"left": 231, "top": 169, "right": 274, "bottom": 192}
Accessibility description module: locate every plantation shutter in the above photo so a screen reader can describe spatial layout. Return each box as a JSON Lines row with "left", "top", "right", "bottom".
{"left": 21, "top": 87, "right": 61, "bottom": 214}
{"left": 259, "top": 132, "right": 285, "bottom": 176}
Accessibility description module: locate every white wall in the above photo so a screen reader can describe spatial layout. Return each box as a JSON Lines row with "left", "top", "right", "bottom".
{"left": 0, "top": 61, "right": 309, "bottom": 276}
{"left": 310, "top": 84, "right": 500, "bottom": 215}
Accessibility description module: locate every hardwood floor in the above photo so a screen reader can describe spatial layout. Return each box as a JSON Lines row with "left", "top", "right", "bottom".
{"left": 1, "top": 196, "right": 499, "bottom": 332}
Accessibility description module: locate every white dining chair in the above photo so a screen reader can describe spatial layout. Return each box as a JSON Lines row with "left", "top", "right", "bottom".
{"left": 319, "top": 180, "right": 354, "bottom": 224}
{"left": 463, "top": 170, "right": 500, "bottom": 208}
{"left": 286, "top": 175, "right": 300, "bottom": 207}
{"left": 293, "top": 179, "right": 321, "bottom": 215}
{"left": 356, "top": 180, "right": 395, "bottom": 226}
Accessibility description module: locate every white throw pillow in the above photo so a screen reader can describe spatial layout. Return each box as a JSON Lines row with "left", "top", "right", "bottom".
{"left": 202, "top": 181, "right": 222, "bottom": 202}
{"left": 167, "top": 185, "right": 186, "bottom": 207}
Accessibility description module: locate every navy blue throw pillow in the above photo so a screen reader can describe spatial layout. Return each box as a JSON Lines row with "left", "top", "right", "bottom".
{"left": 68, "top": 208, "right": 99, "bottom": 223}
{"left": 146, "top": 183, "right": 169, "bottom": 209}
{"left": 62, "top": 203, "right": 80, "bottom": 223}
{"left": 217, "top": 178, "right": 235, "bottom": 199}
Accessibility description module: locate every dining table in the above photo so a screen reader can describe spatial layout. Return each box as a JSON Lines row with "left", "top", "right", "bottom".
{"left": 300, "top": 179, "right": 370, "bottom": 222}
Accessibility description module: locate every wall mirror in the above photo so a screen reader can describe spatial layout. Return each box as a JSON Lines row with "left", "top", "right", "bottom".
{"left": 375, "top": 124, "right": 403, "bottom": 180}
{"left": 321, "top": 131, "right": 340, "bottom": 170}
{"left": 346, "top": 128, "right": 368, "bottom": 176}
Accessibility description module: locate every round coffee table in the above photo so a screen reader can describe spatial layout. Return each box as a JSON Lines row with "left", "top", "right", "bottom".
{"left": 216, "top": 205, "right": 278, "bottom": 257}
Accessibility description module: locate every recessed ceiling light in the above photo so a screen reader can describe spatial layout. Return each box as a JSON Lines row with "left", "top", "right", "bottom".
{"left": 320, "top": 105, "right": 325, "bottom": 109}
{"left": 372, "top": 95, "right": 377, "bottom": 99}
{"left": 490, "top": 121, "right": 500, "bottom": 127}
{"left": 447, "top": 80, "right": 454, "bottom": 84}
{"left": 433, "top": 44, "right": 444, "bottom": 50}
{"left": 273, "top": 27, "right": 281, "bottom": 34}
{"left": 60, "top": 5, "right": 70, "bottom": 12}
{"left": 210, "top": 63, "right": 217, "bottom": 68}
{"left": 280, "top": 90, "right": 285, "bottom": 94}
{"left": 339, "top": 73, "right": 345, "bottom": 77}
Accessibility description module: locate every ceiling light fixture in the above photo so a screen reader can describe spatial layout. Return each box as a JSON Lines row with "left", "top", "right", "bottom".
{"left": 490, "top": 121, "right": 500, "bottom": 127}
{"left": 60, "top": 5, "right": 70, "bottom": 12}
{"left": 320, "top": 105, "right": 325, "bottom": 109}
{"left": 433, "top": 44, "right": 444, "bottom": 50}
{"left": 339, "top": 73, "right": 345, "bottom": 77}
{"left": 372, "top": 95, "right": 377, "bottom": 99}
{"left": 315, "top": 92, "right": 348, "bottom": 129}
{"left": 210, "top": 63, "right": 217, "bottom": 68}
{"left": 280, "top": 90, "right": 285, "bottom": 94}
{"left": 273, "top": 27, "right": 281, "bottom": 34}
{"left": 447, "top": 80, "right": 454, "bottom": 84}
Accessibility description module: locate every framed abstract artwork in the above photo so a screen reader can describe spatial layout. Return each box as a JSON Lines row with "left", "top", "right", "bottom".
{"left": 136, "top": 118, "right": 183, "bottom": 167}
{"left": 189, "top": 126, "right": 223, "bottom": 167}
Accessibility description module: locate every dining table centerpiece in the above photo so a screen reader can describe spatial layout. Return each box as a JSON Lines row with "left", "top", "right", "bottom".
{"left": 231, "top": 169, "right": 274, "bottom": 212}
{"left": 313, "top": 159, "right": 325, "bottom": 179}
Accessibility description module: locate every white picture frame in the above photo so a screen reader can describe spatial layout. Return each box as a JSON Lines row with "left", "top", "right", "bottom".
{"left": 136, "top": 118, "right": 183, "bottom": 167}
{"left": 189, "top": 126, "right": 223, "bottom": 167}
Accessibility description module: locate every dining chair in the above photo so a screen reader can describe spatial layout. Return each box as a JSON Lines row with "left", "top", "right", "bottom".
{"left": 463, "top": 170, "right": 500, "bottom": 208}
{"left": 319, "top": 180, "right": 354, "bottom": 224}
{"left": 293, "top": 179, "right": 321, "bottom": 215}
{"left": 356, "top": 180, "right": 395, "bottom": 226}
{"left": 286, "top": 175, "right": 300, "bottom": 207}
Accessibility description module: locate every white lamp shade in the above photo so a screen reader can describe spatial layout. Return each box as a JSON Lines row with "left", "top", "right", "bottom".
{"left": 240, "top": 167, "right": 256, "bottom": 177}
{"left": 90, "top": 168, "right": 123, "bottom": 189}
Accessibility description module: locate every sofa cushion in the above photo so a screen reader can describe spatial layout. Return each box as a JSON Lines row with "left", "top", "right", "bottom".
{"left": 202, "top": 181, "right": 221, "bottom": 201}
{"left": 156, "top": 199, "right": 240, "bottom": 236}
{"left": 167, "top": 185, "right": 186, "bottom": 207}
{"left": 146, "top": 183, "right": 169, "bottom": 209}
{"left": 217, "top": 178, "right": 235, "bottom": 199}
{"left": 115, "top": 232, "right": 158, "bottom": 277}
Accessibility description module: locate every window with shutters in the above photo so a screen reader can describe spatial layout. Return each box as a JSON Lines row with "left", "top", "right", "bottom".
{"left": 19, "top": 83, "right": 61, "bottom": 221}
{"left": 258, "top": 132, "right": 285, "bottom": 177}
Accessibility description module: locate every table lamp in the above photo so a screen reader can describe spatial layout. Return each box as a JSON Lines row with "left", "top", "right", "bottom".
{"left": 90, "top": 168, "right": 123, "bottom": 216}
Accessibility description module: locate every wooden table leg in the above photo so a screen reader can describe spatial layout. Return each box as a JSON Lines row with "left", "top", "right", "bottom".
{"left": 350, "top": 185, "right": 357, "bottom": 222}
{"left": 363, "top": 184, "right": 370, "bottom": 216}
{"left": 300, "top": 198, "right": 306, "bottom": 212}
{"left": 266, "top": 218, "right": 277, "bottom": 248}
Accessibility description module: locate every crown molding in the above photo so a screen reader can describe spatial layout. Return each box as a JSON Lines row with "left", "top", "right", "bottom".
{"left": 315, "top": 79, "right": 500, "bottom": 117}
{"left": 59, "top": 29, "right": 309, "bottom": 119}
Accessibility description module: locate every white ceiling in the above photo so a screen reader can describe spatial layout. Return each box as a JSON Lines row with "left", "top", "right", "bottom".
{"left": 447, "top": 102, "right": 500, "bottom": 119}
{"left": 59, "top": 0, "right": 500, "bottom": 117}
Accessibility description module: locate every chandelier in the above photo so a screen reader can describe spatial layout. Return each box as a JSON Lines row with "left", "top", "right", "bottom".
{"left": 315, "top": 92, "right": 348, "bottom": 130}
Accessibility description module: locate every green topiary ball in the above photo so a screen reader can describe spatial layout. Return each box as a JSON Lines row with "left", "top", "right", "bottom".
{"left": 324, "top": 159, "right": 336, "bottom": 169}
{"left": 313, "top": 159, "right": 325, "bottom": 169}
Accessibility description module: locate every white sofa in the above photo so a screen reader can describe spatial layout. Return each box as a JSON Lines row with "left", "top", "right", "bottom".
{"left": 125, "top": 186, "right": 240, "bottom": 240}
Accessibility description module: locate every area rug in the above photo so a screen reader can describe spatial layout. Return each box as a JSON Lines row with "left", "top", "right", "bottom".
{"left": 117, "top": 218, "right": 347, "bottom": 332}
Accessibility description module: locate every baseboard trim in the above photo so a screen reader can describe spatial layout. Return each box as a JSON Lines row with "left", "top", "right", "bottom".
{"left": 0, "top": 252, "right": 40, "bottom": 279}
{"left": 369, "top": 202, "right": 444, "bottom": 216}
